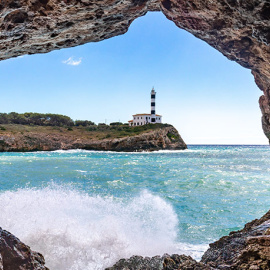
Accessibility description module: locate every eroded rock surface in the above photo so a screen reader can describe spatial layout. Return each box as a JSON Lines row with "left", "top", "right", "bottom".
{"left": 105, "top": 254, "right": 212, "bottom": 270}
{"left": 201, "top": 209, "right": 270, "bottom": 269}
{"left": 0, "top": 227, "right": 48, "bottom": 270}
{"left": 0, "top": 0, "right": 270, "bottom": 142}
{"left": 0, "top": 125, "right": 187, "bottom": 152}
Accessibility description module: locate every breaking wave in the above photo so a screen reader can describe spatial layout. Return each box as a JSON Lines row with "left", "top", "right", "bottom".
{"left": 0, "top": 185, "right": 207, "bottom": 270}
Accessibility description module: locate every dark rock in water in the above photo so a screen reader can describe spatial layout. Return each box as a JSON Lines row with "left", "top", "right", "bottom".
{"left": 201, "top": 209, "right": 270, "bottom": 269}
{"left": 105, "top": 254, "right": 213, "bottom": 270}
{"left": 0, "top": 227, "right": 49, "bottom": 270}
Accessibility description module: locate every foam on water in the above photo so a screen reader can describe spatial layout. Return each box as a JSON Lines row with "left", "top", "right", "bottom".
{"left": 0, "top": 185, "right": 206, "bottom": 270}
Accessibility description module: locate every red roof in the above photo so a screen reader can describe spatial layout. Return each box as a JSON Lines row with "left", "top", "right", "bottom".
{"left": 132, "top": 113, "right": 162, "bottom": 116}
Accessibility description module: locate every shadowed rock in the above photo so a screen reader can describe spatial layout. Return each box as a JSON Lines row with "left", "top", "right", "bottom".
{"left": 0, "top": 227, "right": 49, "bottom": 270}
{"left": 105, "top": 254, "right": 213, "bottom": 270}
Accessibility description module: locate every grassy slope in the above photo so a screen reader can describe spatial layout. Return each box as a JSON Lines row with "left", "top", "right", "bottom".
{"left": 0, "top": 123, "right": 172, "bottom": 140}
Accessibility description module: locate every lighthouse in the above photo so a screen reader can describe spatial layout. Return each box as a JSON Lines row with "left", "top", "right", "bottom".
{"left": 151, "top": 87, "right": 156, "bottom": 123}
{"left": 128, "top": 87, "right": 162, "bottom": 126}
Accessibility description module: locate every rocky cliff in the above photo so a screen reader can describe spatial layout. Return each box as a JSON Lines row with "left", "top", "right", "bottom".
{"left": 0, "top": 0, "right": 269, "bottom": 143}
{"left": 0, "top": 125, "right": 187, "bottom": 152}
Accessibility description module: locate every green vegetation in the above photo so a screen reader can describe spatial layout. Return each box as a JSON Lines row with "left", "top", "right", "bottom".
{"left": 74, "top": 120, "right": 95, "bottom": 127}
{"left": 167, "top": 132, "right": 180, "bottom": 141}
{"left": 110, "top": 122, "right": 123, "bottom": 126}
{"left": 0, "top": 112, "right": 172, "bottom": 140}
{"left": 0, "top": 112, "right": 74, "bottom": 126}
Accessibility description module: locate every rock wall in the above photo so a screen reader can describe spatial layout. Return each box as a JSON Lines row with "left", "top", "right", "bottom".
{"left": 0, "top": 0, "right": 269, "bottom": 142}
{"left": 0, "top": 125, "right": 187, "bottom": 152}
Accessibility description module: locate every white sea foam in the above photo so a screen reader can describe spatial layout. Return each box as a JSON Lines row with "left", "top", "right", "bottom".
{"left": 50, "top": 149, "right": 196, "bottom": 154}
{"left": 0, "top": 185, "right": 207, "bottom": 269}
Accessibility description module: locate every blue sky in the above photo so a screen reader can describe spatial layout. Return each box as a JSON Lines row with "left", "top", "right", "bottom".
{"left": 0, "top": 12, "right": 267, "bottom": 144}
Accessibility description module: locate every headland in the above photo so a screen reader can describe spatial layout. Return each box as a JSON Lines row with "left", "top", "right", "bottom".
{"left": 0, "top": 113, "right": 187, "bottom": 152}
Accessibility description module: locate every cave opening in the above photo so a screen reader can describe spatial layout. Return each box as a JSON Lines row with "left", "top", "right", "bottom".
{"left": 0, "top": 12, "right": 267, "bottom": 144}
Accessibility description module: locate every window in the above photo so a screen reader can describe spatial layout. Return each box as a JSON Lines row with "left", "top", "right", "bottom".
{"left": 151, "top": 102, "right": 155, "bottom": 106}
{"left": 141, "top": 117, "right": 142, "bottom": 119}
{"left": 151, "top": 95, "right": 155, "bottom": 99}
{"left": 151, "top": 118, "right": 156, "bottom": 123}
{"left": 151, "top": 110, "right": 155, "bottom": 114}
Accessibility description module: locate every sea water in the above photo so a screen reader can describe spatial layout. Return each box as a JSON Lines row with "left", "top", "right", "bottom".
{"left": 0, "top": 145, "right": 270, "bottom": 269}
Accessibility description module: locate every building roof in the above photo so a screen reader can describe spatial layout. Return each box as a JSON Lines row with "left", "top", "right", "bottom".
{"left": 128, "top": 120, "right": 133, "bottom": 122}
{"left": 132, "top": 113, "right": 162, "bottom": 116}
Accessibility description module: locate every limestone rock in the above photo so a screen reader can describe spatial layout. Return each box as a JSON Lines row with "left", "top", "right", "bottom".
{"left": 0, "top": 0, "right": 269, "bottom": 142}
{"left": 0, "top": 227, "right": 49, "bottom": 270}
{"left": 201, "top": 209, "right": 270, "bottom": 269}
{"left": 0, "top": 125, "right": 187, "bottom": 152}
{"left": 105, "top": 254, "right": 213, "bottom": 270}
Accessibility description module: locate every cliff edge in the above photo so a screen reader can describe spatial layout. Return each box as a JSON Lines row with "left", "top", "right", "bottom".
{"left": 0, "top": 124, "right": 187, "bottom": 152}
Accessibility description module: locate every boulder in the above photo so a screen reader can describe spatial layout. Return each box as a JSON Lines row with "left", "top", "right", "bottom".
{"left": 0, "top": 227, "right": 48, "bottom": 270}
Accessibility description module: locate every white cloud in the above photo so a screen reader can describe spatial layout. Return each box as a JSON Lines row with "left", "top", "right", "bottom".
{"left": 62, "top": 57, "right": 82, "bottom": 66}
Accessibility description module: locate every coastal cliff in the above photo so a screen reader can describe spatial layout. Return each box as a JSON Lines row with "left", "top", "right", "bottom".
{"left": 0, "top": 124, "right": 187, "bottom": 152}
{"left": 2, "top": 208, "right": 270, "bottom": 270}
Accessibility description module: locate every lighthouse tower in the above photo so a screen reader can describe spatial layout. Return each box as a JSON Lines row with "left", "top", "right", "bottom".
{"left": 128, "top": 87, "right": 162, "bottom": 126}
{"left": 151, "top": 87, "right": 156, "bottom": 123}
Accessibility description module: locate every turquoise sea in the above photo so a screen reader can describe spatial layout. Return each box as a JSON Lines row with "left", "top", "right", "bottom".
{"left": 0, "top": 145, "right": 270, "bottom": 269}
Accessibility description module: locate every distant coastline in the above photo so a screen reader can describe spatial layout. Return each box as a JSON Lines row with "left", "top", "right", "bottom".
{"left": 0, "top": 122, "right": 187, "bottom": 152}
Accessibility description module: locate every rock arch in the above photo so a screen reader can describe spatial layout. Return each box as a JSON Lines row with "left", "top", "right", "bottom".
{"left": 0, "top": 0, "right": 269, "bottom": 142}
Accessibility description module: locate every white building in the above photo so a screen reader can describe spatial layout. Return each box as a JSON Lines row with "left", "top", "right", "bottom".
{"left": 129, "top": 88, "right": 162, "bottom": 126}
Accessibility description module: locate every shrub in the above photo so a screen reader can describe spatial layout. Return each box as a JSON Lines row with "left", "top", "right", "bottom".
{"left": 110, "top": 122, "right": 123, "bottom": 126}
{"left": 75, "top": 120, "right": 95, "bottom": 126}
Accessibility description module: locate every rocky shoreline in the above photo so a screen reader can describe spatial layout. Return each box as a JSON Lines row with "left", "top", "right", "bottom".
{"left": 0, "top": 125, "right": 187, "bottom": 152}
{"left": 1, "top": 208, "right": 270, "bottom": 269}
{"left": 107, "top": 208, "right": 270, "bottom": 270}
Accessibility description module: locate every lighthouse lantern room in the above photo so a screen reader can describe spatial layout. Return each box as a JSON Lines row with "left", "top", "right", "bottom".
{"left": 128, "top": 88, "right": 162, "bottom": 126}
